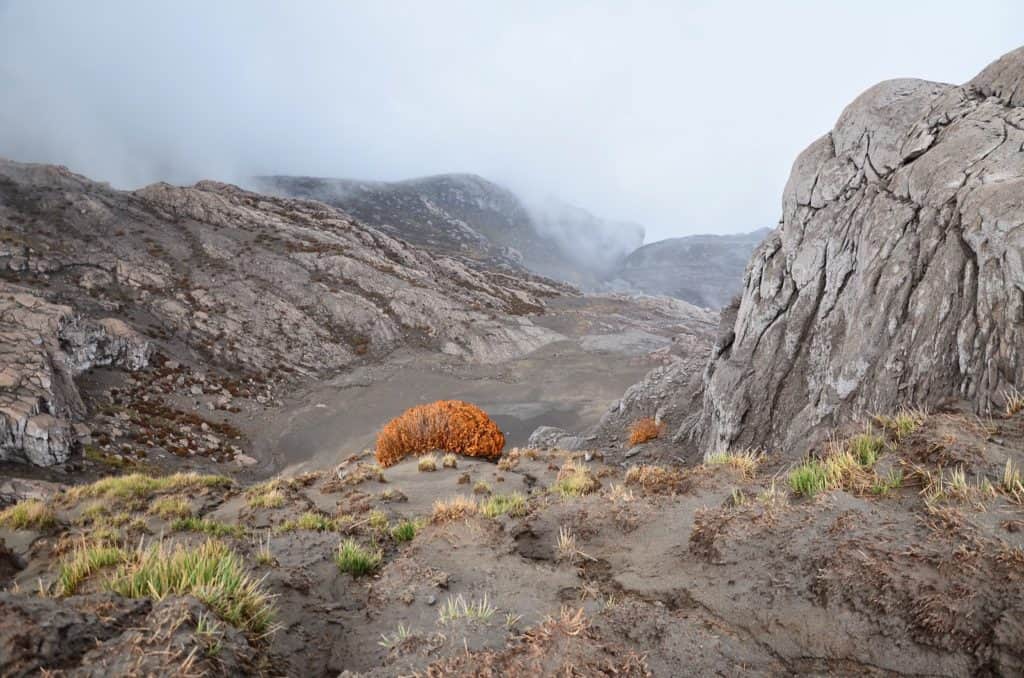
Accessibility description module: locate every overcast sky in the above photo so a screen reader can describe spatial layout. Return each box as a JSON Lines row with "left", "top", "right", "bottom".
{"left": 1, "top": 2, "right": 1021, "bottom": 242}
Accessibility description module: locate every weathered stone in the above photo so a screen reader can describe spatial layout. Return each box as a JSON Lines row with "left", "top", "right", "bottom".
{"left": 692, "top": 47, "right": 1024, "bottom": 458}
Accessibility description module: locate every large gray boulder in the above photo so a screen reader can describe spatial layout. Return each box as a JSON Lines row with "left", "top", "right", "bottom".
{"left": 696, "top": 47, "right": 1024, "bottom": 458}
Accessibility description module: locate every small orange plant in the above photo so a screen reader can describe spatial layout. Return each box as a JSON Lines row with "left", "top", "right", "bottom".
{"left": 375, "top": 400, "right": 505, "bottom": 468}
{"left": 628, "top": 417, "right": 663, "bottom": 446}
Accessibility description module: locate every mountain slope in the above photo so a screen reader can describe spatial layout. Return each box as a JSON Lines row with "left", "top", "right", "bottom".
{"left": 251, "top": 174, "right": 644, "bottom": 287}
{"left": 0, "top": 159, "right": 568, "bottom": 465}
{"left": 607, "top": 228, "right": 771, "bottom": 308}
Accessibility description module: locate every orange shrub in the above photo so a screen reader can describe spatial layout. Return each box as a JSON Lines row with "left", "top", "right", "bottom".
{"left": 628, "top": 417, "right": 663, "bottom": 446}
{"left": 375, "top": 400, "right": 505, "bottom": 468}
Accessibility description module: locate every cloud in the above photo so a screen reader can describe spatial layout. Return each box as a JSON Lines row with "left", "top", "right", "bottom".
{"left": 1, "top": 1, "right": 1021, "bottom": 241}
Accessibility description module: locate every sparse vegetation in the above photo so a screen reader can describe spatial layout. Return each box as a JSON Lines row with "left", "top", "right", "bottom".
{"left": 479, "top": 492, "right": 527, "bottom": 518}
{"left": 246, "top": 481, "right": 287, "bottom": 509}
{"left": 871, "top": 469, "right": 904, "bottom": 496}
{"left": 335, "top": 538, "right": 382, "bottom": 577}
{"left": 628, "top": 417, "right": 663, "bottom": 446}
{"left": 368, "top": 509, "right": 390, "bottom": 532}
{"left": 875, "top": 407, "right": 927, "bottom": 440}
{"left": 378, "top": 622, "right": 414, "bottom": 649}
{"left": 374, "top": 400, "right": 505, "bottom": 468}
{"left": 556, "top": 526, "right": 591, "bottom": 563}
{"left": 418, "top": 453, "right": 438, "bottom": 472}
{"left": 1005, "top": 388, "right": 1024, "bottom": 416}
{"left": 551, "top": 459, "right": 600, "bottom": 498}
{"left": 107, "top": 540, "right": 275, "bottom": 634}
{"left": 437, "top": 593, "right": 497, "bottom": 624}
{"left": 1003, "top": 459, "right": 1023, "bottom": 494}
{"left": 0, "top": 499, "right": 56, "bottom": 530}
{"left": 67, "top": 472, "right": 231, "bottom": 502}
{"left": 276, "top": 511, "right": 339, "bottom": 533}
{"left": 788, "top": 461, "right": 829, "bottom": 498}
{"left": 848, "top": 431, "right": 885, "bottom": 466}
{"left": 255, "top": 532, "right": 275, "bottom": 566}
{"left": 431, "top": 495, "right": 478, "bottom": 523}
{"left": 148, "top": 496, "right": 192, "bottom": 519}
{"left": 172, "top": 516, "right": 245, "bottom": 538}
{"left": 390, "top": 519, "right": 420, "bottom": 542}
{"left": 473, "top": 480, "right": 491, "bottom": 495}
{"left": 442, "top": 453, "right": 458, "bottom": 469}
{"left": 624, "top": 464, "right": 685, "bottom": 493}
{"left": 705, "top": 449, "right": 761, "bottom": 477}
{"left": 57, "top": 541, "right": 130, "bottom": 596}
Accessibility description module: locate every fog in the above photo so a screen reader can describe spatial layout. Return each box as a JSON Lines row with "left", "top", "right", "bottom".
{"left": 1, "top": 2, "right": 1021, "bottom": 242}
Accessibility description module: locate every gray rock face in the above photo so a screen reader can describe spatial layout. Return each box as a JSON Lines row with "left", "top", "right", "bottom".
{"left": 0, "top": 285, "right": 150, "bottom": 465}
{"left": 251, "top": 174, "right": 644, "bottom": 288}
{"left": 696, "top": 47, "right": 1024, "bottom": 458}
{"left": 0, "top": 158, "right": 572, "bottom": 465}
{"left": 606, "top": 228, "right": 771, "bottom": 308}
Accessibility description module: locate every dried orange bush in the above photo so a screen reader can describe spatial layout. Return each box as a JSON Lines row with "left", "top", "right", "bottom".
{"left": 628, "top": 417, "right": 663, "bottom": 446}
{"left": 375, "top": 400, "right": 505, "bottom": 468}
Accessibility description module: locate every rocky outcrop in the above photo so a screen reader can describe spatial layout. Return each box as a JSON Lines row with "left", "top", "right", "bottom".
{"left": 695, "top": 47, "right": 1024, "bottom": 458}
{"left": 0, "top": 285, "right": 150, "bottom": 465}
{"left": 0, "top": 159, "right": 573, "bottom": 465}
{"left": 606, "top": 228, "right": 771, "bottom": 308}
{"left": 252, "top": 174, "right": 644, "bottom": 288}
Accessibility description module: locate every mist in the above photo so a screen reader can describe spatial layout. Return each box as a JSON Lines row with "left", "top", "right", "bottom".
{"left": 1, "top": 2, "right": 1021, "bottom": 242}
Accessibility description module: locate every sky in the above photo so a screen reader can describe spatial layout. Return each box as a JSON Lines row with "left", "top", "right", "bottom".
{"left": 0, "top": 2, "right": 1021, "bottom": 243}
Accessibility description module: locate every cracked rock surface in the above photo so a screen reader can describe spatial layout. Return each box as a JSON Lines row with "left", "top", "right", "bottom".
{"left": 694, "top": 47, "right": 1024, "bottom": 457}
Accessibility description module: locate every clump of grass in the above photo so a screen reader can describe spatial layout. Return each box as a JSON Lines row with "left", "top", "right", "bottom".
{"left": 57, "top": 541, "right": 130, "bottom": 596}
{"left": 606, "top": 484, "right": 634, "bottom": 502}
{"left": 442, "top": 453, "right": 458, "bottom": 469}
{"left": 729, "top": 488, "right": 746, "bottom": 507}
{"left": 551, "top": 460, "right": 600, "bottom": 498}
{"left": 497, "top": 456, "right": 517, "bottom": 471}
{"left": 1003, "top": 459, "right": 1023, "bottom": 493}
{"left": 623, "top": 464, "right": 685, "bottom": 494}
{"left": 789, "top": 461, "right": 829, "bottom": 498}
{"left": 628, "top": 417, "right": 663, "bottom": 446}
{"left": 431, "top": 495, "right": 478, "bottom": 523}
{"left": 757, "top": 479, "right": 785, "bottom": 506}
{"left": 246, "top": 481, "right": 286, "bottom": 509}
{"left": 473, "top": 480, "right": 491, "bottom": 495}
{"left": 275, "top": 511, "right": 338, "bottom": 533}
{"left": 848, "top": 431, "right": 885, "bottom": 467}
{"left": 378, "top": 622, "right": 414, "bottom": 649}
{"left": 0, "top": 499, "right": 56, "bottom": 530}
{"left": 479, "top": 492, "right": 527, "bottom": 518}
{"left": 148, "top": 496, "right": 192, "bottom": 520}
{"left": 437, "top": 593, "right": 497, "bottom": 624}
{"left": 68, "top": 473, "right": 231, "bottom": 502}
{"left": 79, "top": 502, "right": 109, "bottom": 524}
{"left": 1004, "top": 388, "right": 1024, "bottom": 416}
{"left": 390, "top": 519, "right": 420, "bottom": 542}
{"left": 107, "top": 540, "right": 274, "bottom": 634}
{"left": 172, "top": 516, "right": 245, "bottom": 538}
{"left": 871, "top": 469, "right": 904, "bottom": 496}
{"left": 255, "top": 532, "right": 275, "bottom": 566}
{"left": 335, "top": 538, "right": 382, "bottom": 577}
{"left": 875, "top": 407, "right": 927, "bottom": 440}
{"left": 704, "top": 449, "right": 761, "bottom": 477}
{"left": 368, "top": 509, "right": 390, "bottom": 532}
{"left": 556, "top": 526, "right": 591, "bottom": 564}
{"left": 418, "top": 454, "right": 438, "bottom": 472}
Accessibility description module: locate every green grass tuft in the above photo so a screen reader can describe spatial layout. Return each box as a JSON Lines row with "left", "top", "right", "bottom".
{"left": 335, "top": 538, "right": 382, "bottom": 577}
{"left": 172, "top": 516, "right": 245, "bottom": 538}
{"left": 390, "top": 519, "right": 420, "bottom": 542}
{"left": 789, "top": 461, "right": 828, "bottom": 498}
{"left": 479, "top": 492, "right": 527, "bottom": 518}
{"left": 0, "top": 499, "right": 56, "bottom": 530}
{"left": 107, "top": 540, "right": 274, "bottom": 634}
{"left": 57, "top": 542, "right": 130, "bottom": 596}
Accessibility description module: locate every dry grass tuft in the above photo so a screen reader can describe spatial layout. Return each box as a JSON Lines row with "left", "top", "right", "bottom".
{"left": 624, "top": 464, "right": 686, "bottom": 494}
{"left": 1005, "top": 388, "right": 1024, "bottom": 416}
{"left": 442, "top": 453, "right": 458, "bottom": 469}
{"left": 375, "top": 400, "right": 505, "bottom": 468}
{"left": 875, "top": 407, "right": 927, "bottom": 441}
{"left": 432, "top": 495, "right": 479, "bottom": 523}
{"left": 66, "top": 472, "right": 231, "bottom": 504}
{"left": 148, "top": 496, "right": 192, "bottom": 520}
{"left": 628, "top": 417, "right": 663, "bottom": 446}
{"left": 57, "top": 540, "right": 130, "bottom": 596}
{"left": 246, "top": 481, "right": 286, "bottom": 509}
{"left": 418, "top": 454, "right": 438, "bottom": 472}
{"left": 704, "top": 449, "right": 761, "bottom": 477}
{"left": 0, "top": 499, "right": 56, "bottom": 530}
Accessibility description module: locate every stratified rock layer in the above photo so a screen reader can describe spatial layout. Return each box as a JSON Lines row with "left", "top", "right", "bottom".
{"left": 697, "top": 47, "right": 1024, "bottom": 457}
